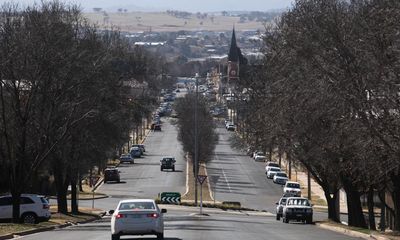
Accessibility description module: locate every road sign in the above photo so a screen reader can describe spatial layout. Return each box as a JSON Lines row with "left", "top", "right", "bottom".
{"left": 160, "top": 192, "right": 181, "bottom": 204}
{"left": 197, "top": 175, "right": 207, "bottom": 184}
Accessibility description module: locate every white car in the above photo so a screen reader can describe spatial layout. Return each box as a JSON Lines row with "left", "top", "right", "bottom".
{"left": 265, "top": 162, "right": 280, "bottom": 172}
{"left": 110, "top": 199, "right": 166, "bottom": 240}
{"left": 254, "top": 155, "right": 267, "bottom": 162}
{"left": 275, "top": 197, "right": 288, "bottom": 221}
{"left": 266, "top": 167, "right": 281, "bottom": 179}
{"left": 282, "top": 197, "right": 313, "bottom": 224}
{"left": 253, "top": 151, "right": 265, "bottom": 159}
{"left": 0, "top": 194, "right": 51, "bottom": 224}
{"left": 283, "top": 181, "right": 301, "bottom": 197}
{"left": 273, "top": 172, "right": 288, "bottom": 185}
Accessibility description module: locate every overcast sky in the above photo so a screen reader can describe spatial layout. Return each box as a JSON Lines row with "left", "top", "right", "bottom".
{"left": 5, "top": 0, "right": 294, "bottom": 12}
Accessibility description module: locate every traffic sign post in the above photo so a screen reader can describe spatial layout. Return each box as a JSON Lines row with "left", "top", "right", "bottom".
{"left": 197, "top": 175, "right": 207, "bottom": 214}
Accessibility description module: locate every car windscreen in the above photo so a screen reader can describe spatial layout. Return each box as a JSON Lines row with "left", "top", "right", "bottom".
{"left": 119, "top": 202, "right": 156, "bottom": 210}
{"left": 276, "top": 173, "right": 287, "bottom": 177}
{"left": 270, "top": 163, "right": 279, "bottom": 167}
{"left": 287, "top": 183, "right": 300, "bottom": 188}
{"left": 270, "top": 168, "right": 280, "bottom": 172}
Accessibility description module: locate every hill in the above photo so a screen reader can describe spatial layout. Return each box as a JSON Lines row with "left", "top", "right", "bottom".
{"left": 84, "top": 11, "right": 274, "bottom": 32}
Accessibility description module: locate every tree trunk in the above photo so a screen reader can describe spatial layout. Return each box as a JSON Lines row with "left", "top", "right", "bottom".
{"left": 391, "top": 174, "right": 400, "bottom": 231}
{"left": 11, "top": 191, "right": 21, "bottom": 223}
{"left": 342, "top": 178, "right": 367, "bottom": 228}
{"left": 324, "top": 189, "right": 340, "bottom": 222}
{"left": 367, "top": 188, "right": 376, "bottom": 230}
{"left": 54, "top": 164, "right": 70, "bottom": 214}
{"left": 70, "top": 176, "right": 78, "bottom": 214}
{"left": 379, "top": 191, "right": 385, "bottom": 231}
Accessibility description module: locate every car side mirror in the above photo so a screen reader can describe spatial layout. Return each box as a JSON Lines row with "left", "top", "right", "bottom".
{"left": 275, "top": 202, "right": 278, "bottom": 205}
{"left": 161, "top": 209, "right": 167, "bottom": 213}
{"left": 109, "top": 210, "right": 115, "bottom": 215}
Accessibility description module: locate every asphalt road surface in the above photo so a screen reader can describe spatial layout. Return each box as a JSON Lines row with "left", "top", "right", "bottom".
{"left": 19, "top": 206, "right": 362, "bottom": 240}
{"left": 25, "top": 94, "right": 358, "bottom": 239}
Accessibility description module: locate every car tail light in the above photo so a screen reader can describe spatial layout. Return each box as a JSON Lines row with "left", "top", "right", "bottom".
{"left": 147, "top": 213, "right": 159, "bottom": 218}
{"left": 116, "top": 213, "right": 126, "bottom": 219}
{"left": 43, "top": 204, "right": 49, "bottom": 209}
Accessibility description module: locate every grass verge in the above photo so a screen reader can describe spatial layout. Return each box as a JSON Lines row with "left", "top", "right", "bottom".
{"left": 0, "top": 207, "right": 101, "bottom": 237}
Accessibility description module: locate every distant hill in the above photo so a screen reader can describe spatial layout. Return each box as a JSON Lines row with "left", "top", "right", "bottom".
{"left": 84, "top": 11, "right": 280, "bottom": 32}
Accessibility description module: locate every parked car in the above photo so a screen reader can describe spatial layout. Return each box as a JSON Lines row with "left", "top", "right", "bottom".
{"left": 109, "top": 199, "right": 167, "bottom": 240}
{"left": 226, "top": 123, "right": 235, "bottom": 131}
{"left": 273, "top": 172, "right": 288, "bottom": 185}
{"left": 275, "top": 197, "right": 288, "bottom": 221}
{"left": 283, "top": 181, "right": 301, "bottom": 197}
{"left": 160, "top": 156, "right": 176, "bottom": 171}
{"left": 265, "top": 162, "right": 280, "bottom": 172}
{"left": 282, "top": 197, "right": 313, "bottom": 224}
{"left": 253, "top": 151, "right": 265, "bottom": 159}
{"left": 266, "top": 167, "right": 281, "bottom": 179}
{"left": 254, "top": 155, "right": 267, "bottom": 162}
{"left": 132, "top": 144, "right": 145, "bottom": 154}
{"left": 119, "top": 154, "right": 134, "bottom": 164}
{"left": 130, "top": 147, "right": 142, "bottom": 158}
{"left": 0, "top": 194, "right": 51, "bottom": 224}
{"left": 104, "top": 168, "right": 121, "bottom": 183}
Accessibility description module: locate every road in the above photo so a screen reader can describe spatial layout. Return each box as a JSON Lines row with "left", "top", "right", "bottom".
{"left": 207, "top": 125, "right": 283, "bottom": 213}
{"left": 20, "top": 206, "right": 361, "bottom": 240}
{"left": 20, "top": 94, "right": 359, "bottom": 239}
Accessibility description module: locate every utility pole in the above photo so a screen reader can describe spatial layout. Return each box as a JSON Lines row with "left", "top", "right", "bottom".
{"left": 194, "top": 73, "right": 199, "bottom": 205}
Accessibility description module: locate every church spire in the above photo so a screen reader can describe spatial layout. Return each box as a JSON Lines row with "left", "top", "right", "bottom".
{"left": 228, "top": 27, "right": 239, "bottom": 62}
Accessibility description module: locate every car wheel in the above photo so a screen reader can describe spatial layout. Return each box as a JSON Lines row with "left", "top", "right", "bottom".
{"left": 276, "top": 215, "right": 280, "bottom": 221}
{"left": 306, "top": 217, "right": 313, "bottom": 224}
{"left": 284, "top": 217, "right": 289, "bottom": 223}
{"left": 157, "top": 232, "right": 164, "bottom": 239}
{"left": 172, "top": 167, "right": 175, "bottom": 171}
{"left": 111, "top": 234, "right": 120, "bottom": 240}
{"left": 21, "top": 213, "right": 37, "bottom": 224}
{"left": 161, "top": 167, "right": 163, "bottom": 171}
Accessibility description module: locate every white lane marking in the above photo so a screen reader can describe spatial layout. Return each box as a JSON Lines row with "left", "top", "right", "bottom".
{"left": 213, "top": 149, "right": 232, "bottom": 193}
{"left": 222, "top": 167, "right": 232, "bottom": 193}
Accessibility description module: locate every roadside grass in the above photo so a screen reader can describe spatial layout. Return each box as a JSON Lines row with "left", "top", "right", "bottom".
{"left": 320, "top": 220, "right": 372, "bottom": 235}
{"left": 0, "top": 207, "right": 101, "bottom": 237}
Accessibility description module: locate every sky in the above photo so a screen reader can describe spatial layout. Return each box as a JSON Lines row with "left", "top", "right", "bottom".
{"left": 5, "top": 0, "right": 294, "bottom": 12}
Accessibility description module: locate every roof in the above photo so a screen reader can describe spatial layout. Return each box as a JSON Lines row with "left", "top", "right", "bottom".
{"left": 286, "top": 181, "right": 300, "bottom": 184}
{"left": 119, "top": 199, "right": 155, "bottom": 203}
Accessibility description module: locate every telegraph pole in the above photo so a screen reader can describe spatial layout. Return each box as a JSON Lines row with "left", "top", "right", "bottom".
{"left": 194, "top": 73, "right": 199, "bottom": 205}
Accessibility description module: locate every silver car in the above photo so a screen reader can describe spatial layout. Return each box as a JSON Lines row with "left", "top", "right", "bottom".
{"left": 110, "top": 199, "right": 167, "bottom": 240}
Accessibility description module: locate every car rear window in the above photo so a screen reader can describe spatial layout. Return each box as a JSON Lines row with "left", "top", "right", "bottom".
{"left": 119, "top": 202, "right": 156, "bottom": 210}
{"left": 0, "top": 197, "right": 12, "bottom": 206}
{"left": 270, "top": 168, "right": 280, "bottom": 171}
{"left": 40, "top": 197, "right": 49, "bottom": 204}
